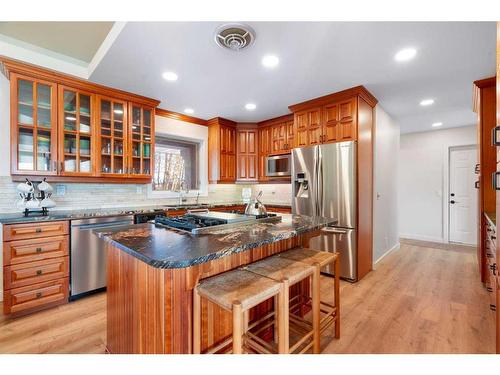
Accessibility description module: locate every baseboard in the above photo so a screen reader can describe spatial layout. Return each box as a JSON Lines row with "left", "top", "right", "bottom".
{"left": 398, "top": 233, "right": 445, "bottom": 243}
{"left": 400, "top": 237, "right": 476, "bottom": 251}
{"left": 373, "top": 242, "right": 400, "bottom": 268}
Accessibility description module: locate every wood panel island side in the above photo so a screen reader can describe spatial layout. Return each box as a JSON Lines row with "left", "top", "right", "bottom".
{"left": 95, "top": 214, "right": 336, "bottom": 354}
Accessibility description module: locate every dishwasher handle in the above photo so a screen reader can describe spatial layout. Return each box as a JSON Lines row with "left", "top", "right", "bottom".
{"left": 71, "top": 221, "right": 134, "bottom": 230}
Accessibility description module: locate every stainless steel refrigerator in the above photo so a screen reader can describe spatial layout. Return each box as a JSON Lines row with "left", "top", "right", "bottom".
{"left": 292, "top": 141, "right": 357, "bottom": 281}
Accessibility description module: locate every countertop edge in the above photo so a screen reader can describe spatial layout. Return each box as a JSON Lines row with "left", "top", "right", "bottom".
{"left": 97, "top": 220, "right": 333, "bottom": 269}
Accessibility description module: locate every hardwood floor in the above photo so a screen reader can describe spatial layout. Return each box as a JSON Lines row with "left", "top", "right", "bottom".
{"left": 0, "top": 241, "right": 495, "bottom": 354}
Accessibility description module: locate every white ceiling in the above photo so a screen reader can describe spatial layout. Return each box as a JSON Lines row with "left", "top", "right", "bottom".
{"left": 1, "top": 22, "right": 495, "bottom": 134}
{"left": 0, "top": 22, "right": 114, "bottom": 63}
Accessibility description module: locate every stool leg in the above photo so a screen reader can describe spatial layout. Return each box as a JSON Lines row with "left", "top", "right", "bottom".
{"left": 193, "top": 287, "right": 201, "bottom": 354}
{"left": 232, "top": 302, "right": 243, "bottom": 354}
{"left": 334, "top": 256, "right": 340, "bottom": 339}
{"left": 312, "top": 266, "right": 321, "bottom": 354}
{"left": 277, "top": 278, "right": 290, "bottom": 354}
{"left": 273, "top": 295, "right": 279, "bottom": 343}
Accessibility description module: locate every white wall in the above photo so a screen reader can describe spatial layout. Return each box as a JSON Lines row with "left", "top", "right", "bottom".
{"left": 399, "top": 125, "right": 477, "bottom": 242}
{"left": 373, "top": 106, "right": 400, "bottom": 264}
{"left": 0, "top": 73, "right": 10, "bottom": 177}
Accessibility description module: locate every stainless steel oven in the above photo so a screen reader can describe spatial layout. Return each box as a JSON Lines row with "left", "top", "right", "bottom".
{"left": 265, "top": 154, "right": 291, "bottom": 177}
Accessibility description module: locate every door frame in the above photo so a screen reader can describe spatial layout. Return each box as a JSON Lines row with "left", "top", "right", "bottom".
{"left": 443, "top": 144, "right": 478, "bottom": 244}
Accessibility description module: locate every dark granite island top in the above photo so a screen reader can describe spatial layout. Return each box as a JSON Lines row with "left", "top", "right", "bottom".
{"left": 95, "top": 214, "right": 337, "bottom": 269}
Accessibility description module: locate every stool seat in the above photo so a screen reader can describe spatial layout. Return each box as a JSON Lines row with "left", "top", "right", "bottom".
{"left": 243, "top": 256, "right": 315, "bottom": 284}
{"left": 197, "top": 268, "right": 281, "bottom": 311}
{"left": 279, "top": 247, "right": 338, "bottom": 268}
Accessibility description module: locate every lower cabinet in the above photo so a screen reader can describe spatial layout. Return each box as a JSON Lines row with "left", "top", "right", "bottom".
{"left": 2, "top": 221, "right": 70, "bottom": 316}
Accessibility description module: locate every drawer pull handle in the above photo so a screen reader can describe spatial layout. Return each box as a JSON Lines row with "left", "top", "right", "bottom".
{"left": 36, "top": 247, "right": 42, "bottom": 252}
{"left": 36, "top": 270, "right": 43, "bottom": 276}
{"left": 486, "top": 287, "right": 493, "bottom": 292}
{"left": 36, "top": 228, "right": 42, "bottom": 233}
{"left": 36, "top": 292, "right": 42, "bottom": 299}
{"left": 490, "top": 304, "right": 496, "bottom": 311}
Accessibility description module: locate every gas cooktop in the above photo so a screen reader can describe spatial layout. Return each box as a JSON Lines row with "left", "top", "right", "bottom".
{"left": 154, "top": 211, "right": 279, "bottom": 234}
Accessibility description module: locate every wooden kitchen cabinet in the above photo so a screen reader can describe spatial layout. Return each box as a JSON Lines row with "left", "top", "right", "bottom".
{"left": 1, "top": 56, "right": 160, "bottom": 183}
{"left": 236, "top": 124, "right": 258, "bottom": 182}
{"left": 258, "top": 125, "right": 272, "bottom": 182}
{"left": 58, "top": 85, "right": 96, "bottom": 176}
{"left": 208, "top": 117, "right": 237, "bottom": 183}
{"left": 291, "top": 93, "right": 361, "bottom": 147}
{"left": 128, "top": 103, "right": 154, "bottom": 178}
{"left": 10, "top": 73, "right": 58, "bottom": 175}
{"left": 97, "top": 96, "right": 128, "bottom": 177}
{"left": 295, "top": 107, "right": 322, "bottom": 147}
{"left": 259, "top": 114, "right": 295, "bottom": 155}
{"left": 2, "top": 220, "right": 70, "bottom": 316}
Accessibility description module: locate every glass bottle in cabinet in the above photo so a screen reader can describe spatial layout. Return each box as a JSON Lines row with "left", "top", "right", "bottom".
{"left": 98, "top": 97, "right": 127, "bottom": 176}
{"left": 58, "top": 86, "right": 95, "bottom": 175}
{"left": 12, "top": 73, "right": 57, "bottom": 175}
{"left": 128, "top": 104, "right": 154, "bottom": 177}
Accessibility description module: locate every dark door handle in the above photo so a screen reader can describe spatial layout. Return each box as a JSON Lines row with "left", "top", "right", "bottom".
{"left": 492, "top": 126, "right": 500, "bottom": 146}
{"left": 450, "top": 200, "right": 457, "bottom": 204}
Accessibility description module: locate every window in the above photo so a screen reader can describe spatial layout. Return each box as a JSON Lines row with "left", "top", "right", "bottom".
{"left": 153, "top": 137, "right": 199, "bottom": 191}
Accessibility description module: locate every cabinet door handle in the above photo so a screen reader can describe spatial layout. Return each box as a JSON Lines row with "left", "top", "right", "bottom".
{"left": 36, "top": 292, "right": 42, "bottom": 299}
{"left": 36, "top": 247, "right": 42, "bottom": 252}
{"left": 474, "top": 180, "right": 479, "bottom": 189}
{"left": 60, "top": 161, "right": 64, "bottom": 172}
{"left": 36, "top": 270, "right": 43, "bottom": 276}
{"left": 36, "top": 228, "right": 42, "bottom": 233}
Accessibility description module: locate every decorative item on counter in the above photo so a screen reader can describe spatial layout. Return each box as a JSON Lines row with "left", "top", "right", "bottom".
{"left": 15, "top": 178, "right": 56, "bottom": 217}
{"left": 245, "top": 191, "right": 267, "bottom": 216}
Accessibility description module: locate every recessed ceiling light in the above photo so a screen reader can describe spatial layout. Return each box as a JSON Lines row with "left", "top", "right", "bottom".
{"left": 245, "top": 103, "right": 256, "bottom": 111}
{"left": 432, "top": 122, "right": 443, "bottom": 127}
{"left": 395, "top": 48, "right": 417, "bottom": 62}
{"left": 420, "top": 99, "right": 434, "bottom": 106}
{"left": 262, "top": 55, "right": 279, "bottom": 68}
{"left": 162, "top": 71, "right": 178, "bottom": 81}
{"left": 184, "top": 108, "right": 194, "bottom": 114}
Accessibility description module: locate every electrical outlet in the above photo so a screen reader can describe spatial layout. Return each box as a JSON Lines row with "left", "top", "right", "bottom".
{"left": 56, "top": 184, "right": 66, "bottom": 196}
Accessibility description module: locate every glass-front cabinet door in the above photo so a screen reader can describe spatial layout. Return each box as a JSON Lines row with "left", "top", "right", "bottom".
{"left": 97, "top": 96, "right": 128, "bottom": 177}
{"left": 58, "top": 86, "right": 95, "bottom": 176}
{"left": 12, "top": 73, "right": 58, "bottom": 175}
{"left": 128, "top": 103, "right": 154, "bottom": 178}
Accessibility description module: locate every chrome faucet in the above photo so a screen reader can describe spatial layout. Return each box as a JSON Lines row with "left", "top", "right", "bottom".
{"left": 178, "top": 180, "right": 189, "bottom": 205}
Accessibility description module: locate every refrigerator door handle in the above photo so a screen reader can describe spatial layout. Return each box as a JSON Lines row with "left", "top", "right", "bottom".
{"left": 317, "top": 146, "right": 324, "bottom": 217}
{"left": 321, "top": 227, "right": 349, "bottom": 234}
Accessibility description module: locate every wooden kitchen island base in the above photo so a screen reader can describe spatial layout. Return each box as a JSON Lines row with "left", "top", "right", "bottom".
{"left": 106, "top": 234, "right": 314, "bottom": 354}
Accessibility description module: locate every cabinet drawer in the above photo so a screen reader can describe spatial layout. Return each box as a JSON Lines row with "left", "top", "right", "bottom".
{"left": 4, "top": 256, "right": 69, "bottom": 290}
{"left": 3, "top": 236, "right": 69, "bottom": 266}
{"left": 3, "top": 278, "right": 68, "bottom": 315}
{"left": 3, "top": 221, "right": 69, "bottom": 241}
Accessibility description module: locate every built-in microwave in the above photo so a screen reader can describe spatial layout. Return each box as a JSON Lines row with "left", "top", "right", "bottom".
{"left": 265, "top": 154, "right": 292, "bottom": 177}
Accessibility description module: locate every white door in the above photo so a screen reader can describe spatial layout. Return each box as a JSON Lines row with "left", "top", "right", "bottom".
{"left": 449, "top": 146, "right": 478, "bottom": 244}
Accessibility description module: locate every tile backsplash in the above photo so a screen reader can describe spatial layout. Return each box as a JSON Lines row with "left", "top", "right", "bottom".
{"left": 0, "top": 176, "right": 291, "bottom": 213}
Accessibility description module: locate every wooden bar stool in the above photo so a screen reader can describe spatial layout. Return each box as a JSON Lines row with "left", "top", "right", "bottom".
{"left": 279, "top": 248, "right": 340, "bottom": 339}
{"left": 243, "top": 256, "right": 321, "bottom": 354}
{"left": 193, "top": 268, "right": 287, "bottom": 354}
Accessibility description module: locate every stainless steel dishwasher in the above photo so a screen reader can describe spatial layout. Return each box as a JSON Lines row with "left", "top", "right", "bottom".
{"left": 70, "top": 215, "right": 134, "bottom": 300}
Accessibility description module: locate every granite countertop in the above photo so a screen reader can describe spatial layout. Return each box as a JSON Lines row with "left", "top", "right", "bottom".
{"left": 485, "top": 211, "right": 496, "bottom": 226}
{"left": 0, "top": 201, "right": 292, "bottom": 224}
{"left": 94, "top": 214, "right": 336, "bottom": 269}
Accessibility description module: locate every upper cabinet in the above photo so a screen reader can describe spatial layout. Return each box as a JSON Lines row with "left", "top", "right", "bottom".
{"left": 236, "top": 124, "right": 258, "bottom": 182}
{"left": 208, "top": 117, "right": 237, "bottom": 183}
{"left": 11, "top": 73, "right": 58, "bottom": 175}
{"left": 2, "top": 57, "right": 160, "bottom": 183}
{"left": 58, "top": 85, "right": 95, "bottom": 176}
{"left": 289, "top": 87, "right": 374, "bottom": 147}
{"left": 259, "top": 114, "right": 295, "bottom": 155}
{"left": 128, "top": 104, "right": 154, "bottom": 178}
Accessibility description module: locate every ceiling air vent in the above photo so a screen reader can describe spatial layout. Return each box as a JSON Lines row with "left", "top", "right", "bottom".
{"left": 214, "top": 23, "right": 255, "bottom": 51}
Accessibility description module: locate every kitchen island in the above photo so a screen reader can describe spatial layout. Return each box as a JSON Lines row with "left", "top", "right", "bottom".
{"left": 95, "top": 214, "right": 336, "bottom": 354}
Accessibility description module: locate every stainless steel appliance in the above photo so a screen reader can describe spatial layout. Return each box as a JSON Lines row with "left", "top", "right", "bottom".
{"left": 154, "top": 211, "right": 279, "bottom": 234}
{"left": 265, "top": 154, "right": 291, "bottom": 177}
{"left": 134, "top": 210, "right": 166, "bottom": 223}
{"left": 70, "top": 215, "right": 134, "bottom": 299}
{"left": 292, "top": 141, "right": 357, "bottom": 281}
